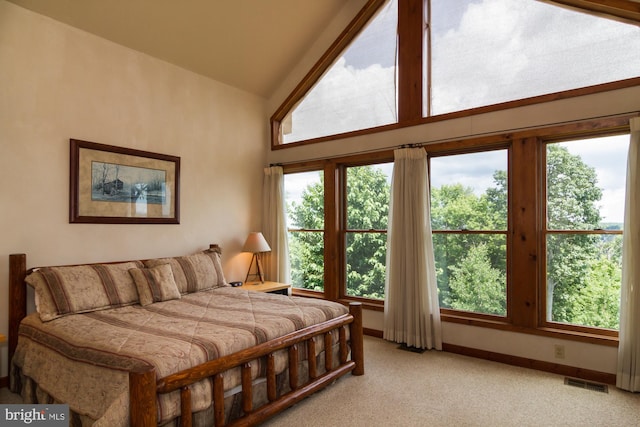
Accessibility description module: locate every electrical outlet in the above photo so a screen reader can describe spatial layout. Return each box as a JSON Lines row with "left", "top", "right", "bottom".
{"left": 554, "top": 344, "right": 565, "bottom": 359}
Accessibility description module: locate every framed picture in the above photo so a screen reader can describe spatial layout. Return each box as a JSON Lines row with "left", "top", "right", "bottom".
{"left": 70, "top": 139, "right": 180, "bottom": 224}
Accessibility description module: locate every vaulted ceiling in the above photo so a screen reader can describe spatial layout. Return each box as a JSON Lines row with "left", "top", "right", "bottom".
{"left": 6, "top": 0, "right": 349, "bottom": 98}
{"left": 6, "top": 0, "right": 639, "bottom": 99}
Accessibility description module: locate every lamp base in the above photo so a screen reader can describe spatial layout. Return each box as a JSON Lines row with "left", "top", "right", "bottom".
{"left": 245, "top": 253, "right": 265, "bottom": 283}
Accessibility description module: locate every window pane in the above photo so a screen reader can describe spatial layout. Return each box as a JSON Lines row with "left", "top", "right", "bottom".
{"left": 545, "top": 134, "right": 627, "bottom": 330}
{"left": 433, "top": 233, "right": 507, "bottom": 316}
{"left": 289, "top": 231, "right": 325, "bottom": 291}
{"left": 430, "top": 149, "right": 508, "bottom": 316}
{"left": 345, "top": 232, "right": 387, "bottom": 299}
{"left": 285, "top": 171, "right": 324, "bottom": 291}
{"left": 345, "top": 163, "right": 392, "bottom": 300}
{"left": 547, "top": 135, "right": 629, "bottom": 230}
{"left": 346, "top": 163, "right": 392, "bottom": 229}
{"left": 282, "top": 0, "right": 398, "bottom": 143}
{"left": 285, "top": 171, "right": 324, "bottom": 230}
{"left": 429, "top": 0, "right": 640, "bottom": 115}
{"left": 546, "top": 234, "right": 622, "bottom": 329}
{"left": 430, "top": 150, "right": 508, "bottom": 231}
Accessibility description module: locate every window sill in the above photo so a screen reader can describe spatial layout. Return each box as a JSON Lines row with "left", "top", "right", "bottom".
{"left": 291, "top": 293, "right": 619, "bottom": 347}
{"left": 442, "top": 313, "right": 619, "bottom": 347}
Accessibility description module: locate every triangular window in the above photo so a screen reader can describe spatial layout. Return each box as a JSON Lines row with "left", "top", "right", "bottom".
{"left": 274, "top": 0, "right": 639, "bottom": 145}
{"left": 280, "top": 0, "right": 398, "bottom": 144}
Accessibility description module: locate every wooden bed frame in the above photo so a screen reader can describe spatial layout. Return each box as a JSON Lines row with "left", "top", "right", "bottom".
{"left": 8, "top": 251, "right": 364, "bottom": 427}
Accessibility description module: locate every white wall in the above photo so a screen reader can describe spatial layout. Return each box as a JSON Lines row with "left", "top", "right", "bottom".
{"left": 266, "top": 0, "right": 640, "bottom": 375}
{"left": 0, "top": 1, "right": 268, "bottom": 376}
{"left": 362, "top": 310, "right": 619, "bottom": 374}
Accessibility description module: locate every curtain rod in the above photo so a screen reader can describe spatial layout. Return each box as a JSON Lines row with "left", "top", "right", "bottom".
{"left": 269, "top": 110, "right": 639, "bottom": 167}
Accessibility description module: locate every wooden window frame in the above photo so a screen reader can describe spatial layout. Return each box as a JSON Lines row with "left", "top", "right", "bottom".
{"left": 538, "top": 133, "right": 627, "bottom": 338}
{"left": 339, "top": 160, "right": 395, "bottom": 301}
{"left": 430, "top": 117, "right": 633, "bottom": 345}
{"left": 283, "top": 152, "right": 394, "bottom": 309}
{"left": 271, "top": 0, "right": 389, "bottom": 147}
{"left": 429, "top": 145, "right": 512, "bottom": 322}
{"left": 282, "top": 114, "right": 636, "bottom": 345}
{"left": 270, "top": 0, "right": 640, "bottom": 149}
{"left": 282, "top": 162, "right": 328, "bottom": 299}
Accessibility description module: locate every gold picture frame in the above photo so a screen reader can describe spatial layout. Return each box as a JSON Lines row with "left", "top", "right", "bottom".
{"left": 70, "top": 139, "right": 180, "bottom": 224}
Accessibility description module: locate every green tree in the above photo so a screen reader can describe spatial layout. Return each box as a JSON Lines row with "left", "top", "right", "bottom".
{"left": 431, "top": 145, "right": 618, "bottom": 325}
{"left": 288, "top": 177, "right": 325, "bottom": 291}
{"left": 345, "top": 166, "right": 390, "bottom": 298}
{"left": 288, "top": 166, "right": 390, "bottom": 297}
{"left": 545, "top": 144, "right": 604, "bottom": 323}
{"left": 288, "top": 146, "right": 621, "bottom": 329}
{"left": 570, "top": 247, "right": 621, "bottom": 329}
{"left": 430, "top": 182, "right": 507, "bottom": 312}
{"left": 546, "top": 145, "right": 602, "bottom": 230}
{"left": 431, "top": 184, "right": 488, "bottom": 230}
{"left": 485, "top": 170, "right": 507, "bottom": 229}
{"left": 448, "top": 243, "right": 506, "bottom": 315}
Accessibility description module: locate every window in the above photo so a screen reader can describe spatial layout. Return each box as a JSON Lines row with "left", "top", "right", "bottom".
{"left": 344, "top": 163, "right": 393, "bottom": 299}
{"left": 284, "top": 170, "right": 325, "bottom": 292}
{"left": 272, "top": 0, "right": 639, "bottom": 146}
{"left": 280, "top": 115, "right": 633, "bottom": 342}
{"left": 428, "top": 0, "right": 640, "bottom": 116}
{"left": 430, "top": 149, "right": 509, "bottom": 316}
{"left": 543, "top": 135, "right": 628, "bottom": 330}
{"left": 280, "top": 0, "right": 398, "bottom": 144}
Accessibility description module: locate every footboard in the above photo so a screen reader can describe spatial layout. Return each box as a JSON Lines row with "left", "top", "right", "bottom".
{"left": 130, "top": 302, "right": 364, "bottom": 427}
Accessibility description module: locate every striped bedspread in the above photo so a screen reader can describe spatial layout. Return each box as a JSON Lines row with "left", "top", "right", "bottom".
{"left": 11, "top": 288, "right": 348, "bottom": 426}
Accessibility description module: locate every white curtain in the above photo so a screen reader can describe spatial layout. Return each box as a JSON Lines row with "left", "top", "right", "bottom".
{"left": 261, "top": 166, "right": 290, "bottom": 284}
{"left": 384, "top": 148, "right": 442, "bottom": 350}
{"left": 617, "top": 117, "right": 640, "bottom": 392}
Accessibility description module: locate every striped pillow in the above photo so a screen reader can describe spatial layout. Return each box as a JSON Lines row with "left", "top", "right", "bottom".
{"left": 129, "top": 264, "right": 181, "bottom": 306}
{"left": 143, "top": 249, "right": 228, "bottom": 294}
{"left": 26, "top": 261, "right": 144, "bottom": 322}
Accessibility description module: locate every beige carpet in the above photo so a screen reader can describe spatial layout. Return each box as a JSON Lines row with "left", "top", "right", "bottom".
{"left": 262, "top": 336, "right": 639, "bottom": 427}
{"left": 2, "top": 336, "right": 638, "bottom": 426}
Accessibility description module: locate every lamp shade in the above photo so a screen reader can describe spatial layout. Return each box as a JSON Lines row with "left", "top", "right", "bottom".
{"left": 242, "top": 232, "right": 271, "bottom": 253}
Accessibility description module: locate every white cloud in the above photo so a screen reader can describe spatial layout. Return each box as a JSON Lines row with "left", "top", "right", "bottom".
{"left": 430, "top": 0, "right": 640, "bottom": 114}
{"left": 286, "top": 0, "right": 639, "bottom": 142}
{"left": 284, "top": 0, "right": 635, "bottom": 225}
{"left": 284, "top": 171, "right": 322, "bottom": 203}
{"left": 430, "top": 150, "right": 507, "bottom": 196}
{"left": 558, "top": 135, "right": 629, "bottom": 223}
{"left": 285, "top": 58, "right": 396, "bottom": 142}
{"left": 598, "top": 187, "right": 626, "bottom": 224}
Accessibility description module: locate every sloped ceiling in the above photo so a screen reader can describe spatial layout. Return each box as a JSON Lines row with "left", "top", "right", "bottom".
{"left": 5, "top": 0, "right": 639, "bottom": 98}
{"left": 5, "top": 0, "right": 348, "bottom": 98}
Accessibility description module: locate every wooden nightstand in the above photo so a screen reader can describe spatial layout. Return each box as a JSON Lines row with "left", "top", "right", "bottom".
{"left": 239, "top": 281, "right": 291, "bottom": 296}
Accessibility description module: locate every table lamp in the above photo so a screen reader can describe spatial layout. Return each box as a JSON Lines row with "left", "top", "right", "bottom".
{"left": 243, "top": 232, "right": 271, "bottom": 283}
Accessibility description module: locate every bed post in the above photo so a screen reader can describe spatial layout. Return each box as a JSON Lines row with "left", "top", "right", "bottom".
{"left": 129, "top": 366, "right": 157, "bottom": 427}
{"left": 349, "top": 302, "right": 364, "bottom": 376}
{"left": 9, "top": 253, "right": 27, "bottom": 366}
